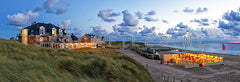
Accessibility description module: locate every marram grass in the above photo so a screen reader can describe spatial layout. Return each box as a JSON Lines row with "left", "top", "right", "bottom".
{"left": 0, "top": 39, "right": 152, "bottom": 82}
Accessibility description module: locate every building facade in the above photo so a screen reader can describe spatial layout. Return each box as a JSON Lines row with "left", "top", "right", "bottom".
{"left": 18, "top": 22, "right": 104, "bottom": 49}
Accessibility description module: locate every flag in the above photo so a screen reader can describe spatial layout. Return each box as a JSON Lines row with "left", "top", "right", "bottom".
{"left": 222, "top": 44, "right": 225, "bottom": 51}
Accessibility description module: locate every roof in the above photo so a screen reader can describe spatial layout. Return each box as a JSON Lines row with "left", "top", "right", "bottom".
{"left": 168, "top": 51, "right": 186, "bottom": 54}
{"left": 86, "top": 33, "right": 104, "bottom": 38}
{"left": 24, "top": 23, "right": 61, "bottom": 35}
{"left": 71, "top": 34, "right": 78, "bottom": 40}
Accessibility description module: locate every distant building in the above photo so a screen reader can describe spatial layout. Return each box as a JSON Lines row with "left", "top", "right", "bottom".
{"left": 79, "top": 34, "right": 105, "bottom": 47}
{"left": 18, "top": 22, "right": 99, "bottom": 49}
{"left": 10, "top": 37, "right": 16, "bottom": 40}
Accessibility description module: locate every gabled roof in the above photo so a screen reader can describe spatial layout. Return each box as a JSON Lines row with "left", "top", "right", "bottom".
{"left": 86, "top": 33, "right": 104, "bottom": 38}
{"left": 24, "top": 23, "right": 61, "bottom": 35}
{"left": 71, "top": 33, "right": 78, "bottom": 40}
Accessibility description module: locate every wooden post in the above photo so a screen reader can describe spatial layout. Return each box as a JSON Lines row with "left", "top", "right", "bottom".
{"left": 146, "top": 64, "right": 148, "bottom": 70}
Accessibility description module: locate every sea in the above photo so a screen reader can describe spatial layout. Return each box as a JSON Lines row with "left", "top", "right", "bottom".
{"left": 149, "top": 42, "right": 240, "bottom": 55}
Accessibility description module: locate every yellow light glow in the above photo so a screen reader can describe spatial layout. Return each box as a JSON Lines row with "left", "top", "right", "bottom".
{"left": 52, "top": 31, "right": 55, "bottom": 35}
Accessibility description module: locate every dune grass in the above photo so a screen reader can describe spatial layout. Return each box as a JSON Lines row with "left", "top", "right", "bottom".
{"left": 0, "top": 39, "right": 152, "bottom": 82}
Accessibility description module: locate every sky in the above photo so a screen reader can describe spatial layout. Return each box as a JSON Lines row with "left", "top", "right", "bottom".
{"left": 1, "top": 0, "right": 240, "bottom": 42}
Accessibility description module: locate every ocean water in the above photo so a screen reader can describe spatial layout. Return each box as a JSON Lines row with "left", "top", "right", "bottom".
{"left": 150, "top": 42, "right": 240, "bottom": 55}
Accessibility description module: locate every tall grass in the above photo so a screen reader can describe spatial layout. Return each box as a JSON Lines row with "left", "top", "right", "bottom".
{"left": 0, "top": 39, "right": 152, "bottom": 82}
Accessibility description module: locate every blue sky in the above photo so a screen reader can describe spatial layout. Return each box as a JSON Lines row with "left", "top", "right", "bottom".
{"left": 1, "top": 0, "right": 240, "bottom": 42}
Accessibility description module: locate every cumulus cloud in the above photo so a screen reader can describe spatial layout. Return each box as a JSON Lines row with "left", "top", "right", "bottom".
{"left": 190, "top": 18, "right": 210, "bottom": 26}
{"left": 196, "top": 7, "right": 208, "bottom": 13}
{"left": 177, "top": 22, "right": 189, "bottom": 28}
{"left": 144, "top": 17, "right": 158, "bottom": 22}
{"left": 7, "top": 10, "right": 39, "bottom": 26}
{"left": 162, "top": 20, "right": 168, "bottom": 24}
{"left": 107, "top": 10, "right": 140, "bottom": 37}
{"left": 139, "top": 26, "right": 156, "bottom": 36}
{"left": 166, "top": 27, "right": 196, "bottom": 38}
{"left": 147, "top": 10, "right": 156, "bottom": 15}
{"left": 34, "top": 0, "right": 68, "bottom": 15}
{"left": 120, "top": 10, "right": 139, "bottom": 26}
{"left": 223, "top": 10, "right": 240, "bottom": 21}
{"left": 218, "top": 20, "right": 240, "bottom": 36}
{"left": 183, "top": 7, "right": 194, "bottom": 13}
{"left": 183, "top": 7, "right": 208, "bottom": 13}
{"left": 135, "top": 11, "right": 143, "bottom": 19}
{"left": 97, "top": 9, "right": 120, "bottom": 23}
{"left": 44, "top": 0, "right": 59, "bottom": 12}
{"left": 59, "top": 19, "right": 71, "bottom": 29}
{"left": 56, "top": 6, "right": 67, "bottom": 14}
{"left": 91, "top": 25, "right": 108, "bottom": 36}
{"left": 218, "top": 9, "right": 240, "bottom": 36}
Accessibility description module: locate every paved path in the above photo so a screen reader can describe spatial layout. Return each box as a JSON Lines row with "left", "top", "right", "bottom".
{"left": 119, "top": 50, "right": 191, "bottom": 75}
{"left": 119, "top": 49, "right": 191, "bottom": 82}
{"left": 119, "top": 49, "right": 240, "bottom": 82}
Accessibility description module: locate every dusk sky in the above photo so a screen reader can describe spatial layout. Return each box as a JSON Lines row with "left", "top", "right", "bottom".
{"left": 1, "top": 0, "right": 240, "bottom": 42}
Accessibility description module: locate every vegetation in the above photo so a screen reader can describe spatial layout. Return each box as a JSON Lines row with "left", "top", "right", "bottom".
{"left": 131, "top": 47, "right": 149, "bottom": 58}
{"left": 0, "top": 39, "right": 152, "bottom": 82}
{"left": 105, "top": 41, "right": 145, "bottom": 49}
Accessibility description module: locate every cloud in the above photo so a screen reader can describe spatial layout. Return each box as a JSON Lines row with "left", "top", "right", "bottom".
{"left": 218, "top": 9, "right": 240, "bottom": 36}
{"left": 218, "top": 20, "right": 240, "bottom": 36}
{"left": 139, "top": 26, "right": 156, "bottom": 36}
{"left": 196, "top": 7, "right": 208, "bottom": 13}
{"left": 120, "top": 10, "right": 139, "bottom": 26}
{"left": 44, "top": 0, "right": 59, "bottom": 12}
{"left": 56, "top": 6, "right": 67, "bottom": 14}
{"left": 34, "top": 0, "right": 68, "bottom": 15}
{"left": 97, "top": 9, "right": 120, "bottom": 23}
{"left": 200, "top": 27, "right": 225, "bottom": 38}
{"left": 183, "top": 7, "right": 208, "bottom": 13}
{"left": 166, "top": 27, "right": 196, "bottom": 38}
{"left": 135, "top": 10, "right": 158, "bottom": 22}
{"left": 59, "top": 19, "right": 71, "bottom": 29}
{"left": 190, "top": 18, "right": 210, "bottom": 26}
{"left": 135, "top": 11, "right": 143, "bottom": 19}
{"left": 147, "top": 10, "right": 156, "bottom": 15}
{"left": 144, "top": 17, "right": 158, "bottom": 22}
{"left": 162, "top": 20, "right": 168, "bottom": 24}
{"left": 7, "top": 10, "right": 39, "bottom": 26}
{"left": 183, "top": 7, "right": 194, "bottom": 13}
{"left": 177, "top": 22, "right": 189, "bottom": 28}
{"left": 91, "top": 25, "right": 108, "bottom": 36}
{"left": 223, "top": 10, "right": 240, "bottom": 21}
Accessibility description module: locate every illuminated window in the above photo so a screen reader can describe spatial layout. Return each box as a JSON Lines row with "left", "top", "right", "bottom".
{"left": 39, "top": 26, "right": 45, "bottom": 35}
{"left": 52, "top": 27, "right": 56, "bottom": 36}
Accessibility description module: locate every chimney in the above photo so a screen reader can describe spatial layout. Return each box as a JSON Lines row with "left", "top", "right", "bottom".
{"left": 31, "top": 21, "right": 36, "bottom": 25}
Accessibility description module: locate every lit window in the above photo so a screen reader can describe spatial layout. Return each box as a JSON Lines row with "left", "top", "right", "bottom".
{"left": 52, "top": 27, "right": 56, "bottom": 35}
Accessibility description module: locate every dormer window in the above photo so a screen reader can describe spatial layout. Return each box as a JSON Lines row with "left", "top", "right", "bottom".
{"left": 59, "top": 29, "right": 63, "bottom": 36}
{"left": 39, "top": 26, "right": 45, "bottom": 35}
{"left": 64, "top": 30, "right": 68, "bottom": 35}
{"left": 52, "top": 27, "right": 56, "bottom": 36}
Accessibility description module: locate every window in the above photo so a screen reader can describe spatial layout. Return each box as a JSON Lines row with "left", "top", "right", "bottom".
{"left": 52, "top": 27, "right": 56, "bottom": 36}
{"left": 39, "top": 26, "right": 45, "bottom": 35}
{"left": 64, "top": 30, "right": 68, "bottom": 35}
{"left": 59, "top": 29, "right": 63, "bottom": 36}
